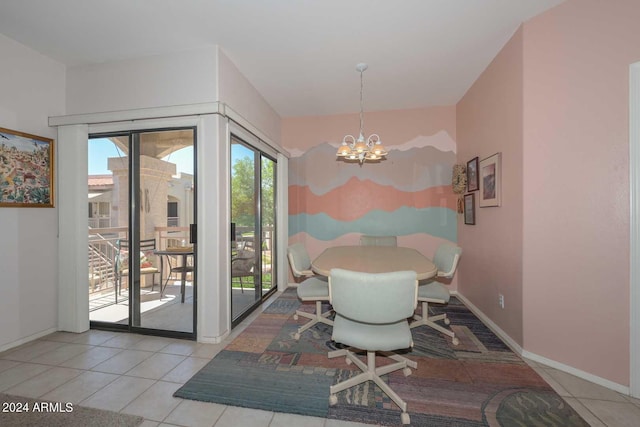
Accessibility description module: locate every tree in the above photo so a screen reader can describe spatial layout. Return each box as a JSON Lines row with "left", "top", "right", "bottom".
{"left": 231, "top": 156, "right": 255, "bottom": 227}
{"left": 231, "top": 156, "right": 275, "bottom": 229}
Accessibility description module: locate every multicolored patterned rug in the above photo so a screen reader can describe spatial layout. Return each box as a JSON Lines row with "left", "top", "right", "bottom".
{"left": 175, "top": 289, "right": 588, "bottom": 426}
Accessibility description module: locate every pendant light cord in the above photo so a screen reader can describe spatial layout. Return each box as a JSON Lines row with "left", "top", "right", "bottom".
{"left": 359, "top": 69, "right": 364, "bottom": 136}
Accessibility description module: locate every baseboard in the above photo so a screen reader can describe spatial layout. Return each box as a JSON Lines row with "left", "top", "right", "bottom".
{"left": 451, "top": 291, "right": 630, "bottom": 396}
{"left": 451, "top": 291, "right": 523, "bottom": 355}
{"left": 521, "top": 350, "right": 630, "bottom": 395}
{"left": 0, "top": 327, "right": 58, "bottom": 353}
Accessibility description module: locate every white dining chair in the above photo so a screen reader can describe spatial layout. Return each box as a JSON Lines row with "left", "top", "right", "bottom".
{"left": 287, "top": 243, "right": 333, "bottom": 340}
{"left": 359, "top": 235, "right": 398, "bottom": 246}
{"left": 328, "top": 268, "right": 418, "bottom": 425}
{"left": 410, "top": 243, "right": 462, "bottom": 345}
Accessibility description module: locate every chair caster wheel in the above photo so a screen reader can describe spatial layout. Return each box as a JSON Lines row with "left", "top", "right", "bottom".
{"left": 293, "top": 314, "right": 299, "bottom": 320}
{"left": 329, "top": 394, "right": 338, "bottom": 406}
{"left": 444, "top": 318, "right": 450, "bottom": 325}
{"left": 452, "top": 337, "right": 459, "bottom": 346}
{"left": 294, "top": 333, "right": 301, "bottom": 340}
{"left": 403, "top": 367, "right": 412, "bottom": 377}
{"left": 401, "top": 412, "right": 410, "bottom": 424}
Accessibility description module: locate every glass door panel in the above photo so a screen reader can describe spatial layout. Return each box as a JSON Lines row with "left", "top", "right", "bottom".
{"left": 231, "top": 139, "right": 260, "bottom": 320}
{"left": 136, "top": 129, "right": 195, "bottom": 334}
{"left": 261, "top": 156, "right": 276, "bottom": 295}
{"left": 88, "top": 136, "right": 130, "bottom": 325}
{"left": 230, "top": 135, "right": 277, "bottom": 325}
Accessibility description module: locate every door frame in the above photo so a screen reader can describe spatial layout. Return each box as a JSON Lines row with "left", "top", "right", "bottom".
{"left": 87, "top": 125, "right": 198, "bottom": 340}
{"left": 629, "top": 61, "right": 640, "bottom": 398}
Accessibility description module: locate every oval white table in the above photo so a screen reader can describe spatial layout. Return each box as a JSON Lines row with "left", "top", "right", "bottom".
{"left": 311, "top": 245, "right": 437, "bottom": 281}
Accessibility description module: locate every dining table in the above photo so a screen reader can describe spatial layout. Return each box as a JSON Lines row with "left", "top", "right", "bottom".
{"left": 311, "top": 245, "right": 438, "bottom": 281}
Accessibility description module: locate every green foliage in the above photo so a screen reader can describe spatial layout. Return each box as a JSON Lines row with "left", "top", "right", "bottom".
{"left": 231, "top": 156, "right": 275, "bottom": 227}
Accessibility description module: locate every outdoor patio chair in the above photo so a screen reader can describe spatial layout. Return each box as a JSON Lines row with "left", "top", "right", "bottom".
{"left": 328, "top": 268, "right": 418, "bottom": 425}
{"left": 231, "top": 249, "right": 256, "bottom": 293}
{"left": 114, "top": 238, "right": 160, "bottom": 303}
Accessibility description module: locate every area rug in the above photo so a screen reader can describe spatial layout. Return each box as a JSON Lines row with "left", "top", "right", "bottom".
{"left": 0, "top": 393, "right": 144, "bottom": 427}
{"left": 175, "top": 289, "right": 588, "bottom": 426}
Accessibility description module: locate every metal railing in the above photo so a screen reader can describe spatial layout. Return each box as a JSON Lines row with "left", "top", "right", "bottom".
{"left": 88, "top": 226, "right": 127, "bottom": 295}
{"left": 87, "top": 224, "right": 275, "bottom": 299}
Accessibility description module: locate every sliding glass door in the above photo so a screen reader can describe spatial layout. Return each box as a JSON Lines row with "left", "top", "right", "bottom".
{"left": 88, "top": 127, "right": 197, "bottom": 338}
{"left": 231, "top": 135, "right": 277, "bottom": 325}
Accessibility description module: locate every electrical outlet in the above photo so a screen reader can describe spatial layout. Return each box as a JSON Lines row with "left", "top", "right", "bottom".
{"left": 498, "top": 294, "right": 505, "bottom": 309}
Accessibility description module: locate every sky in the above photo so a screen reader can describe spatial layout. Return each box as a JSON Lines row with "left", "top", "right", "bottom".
{"left": 88, "top": 137, "right": 254, "bottom": 176}
{"left": 88, "top": 138, "right": 194, "bottom": 175}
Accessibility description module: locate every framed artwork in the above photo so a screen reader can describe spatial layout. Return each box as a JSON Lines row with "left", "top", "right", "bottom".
{"left": 464, "top": 193, "right": 475, "bottom": 225}
{"left": 0, "top": 127, "right": 54, "bottom": 207}
{"left": 479, "top": 152, "right": 501, "bottom": 207}
{"left": 467, "top": 156, "right": 479, "bottom": 192}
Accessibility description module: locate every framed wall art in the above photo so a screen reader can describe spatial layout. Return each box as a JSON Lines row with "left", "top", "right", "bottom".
{"left": 479, "top": 152, "right": 501, "bottom": 207}
{"left": 467, "top": 156, "right": 479, "bottom": 192}
{"left": 0, "top": 127, "right": 54, "bottom": 207}
{"left": 464, "top": 193, "right": 475, "bottom": 225}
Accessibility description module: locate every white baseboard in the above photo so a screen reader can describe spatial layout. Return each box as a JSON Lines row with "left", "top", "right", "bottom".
{"left": 0, "top": 327, "right": 58, "bottom": 353}
{"left": 521, "top": 349, "right": 629, "bottom": 395}
{"left": 452, "top": 291, "right": 524, "bottom": 355}
{"left": 452, "top": 291, "right": 630, "bottom": 396}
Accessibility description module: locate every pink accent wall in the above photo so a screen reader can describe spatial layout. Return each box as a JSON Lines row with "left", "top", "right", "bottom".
{"left": 521, "top": 0, "right": 639, "bottom": 386}
{"left": 458, "top": 0, "right": 639, "bottom": 386}
{"left": 282, "top": 106, "right": 456, "bottom": 153}
{"left": 456, "top": 28, "right": 524, "bottom": 344}
{"left": 283, "top": 106, "right": 458, "bottom": 283}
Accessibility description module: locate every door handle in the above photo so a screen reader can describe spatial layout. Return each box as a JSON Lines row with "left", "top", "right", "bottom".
{"left": 189, "top": 224, "right": 197, "bottom": 244}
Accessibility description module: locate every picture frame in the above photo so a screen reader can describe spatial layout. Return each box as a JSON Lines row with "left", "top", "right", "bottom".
{"left": 464, "top": 193, "right": 475, "bottom": 225}
{"left": 466, "top": 156, "right": 479, "bottom": 192}
{"left": 479, "top": 152, "right": 501, "bottom": 207}
{"left": 0, "top": 127, "right": 54, "bottom": 207}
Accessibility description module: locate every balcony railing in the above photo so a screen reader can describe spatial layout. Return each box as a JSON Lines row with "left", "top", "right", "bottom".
{"left": 88, "top": 225, "right": 275, "bottom": 308}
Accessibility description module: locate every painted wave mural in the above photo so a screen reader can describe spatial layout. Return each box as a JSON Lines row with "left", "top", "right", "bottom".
{"left": 287, "top": 130, "right": 458, "bottom": 259}
{"left": 289, "top": 207, "right": 456, "bottom": 242}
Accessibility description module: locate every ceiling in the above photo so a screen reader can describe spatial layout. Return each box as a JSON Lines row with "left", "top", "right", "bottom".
{"left": 0, "top": 0, "right": 563, "bottom": 118}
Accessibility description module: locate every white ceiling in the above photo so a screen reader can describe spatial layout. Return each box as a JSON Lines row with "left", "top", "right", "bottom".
{"left": 0, "top": 0, "right": 563, "bottom": 117}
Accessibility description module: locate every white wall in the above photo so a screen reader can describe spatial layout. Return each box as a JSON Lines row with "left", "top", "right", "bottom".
{"left": 66, "top": 47, "right": 218, "bottom": 114}
{"left": 0, "top": 33, "right": 65, "bottom": 350}
{"left": 217, "top": 48, "right": 282, "bottom": 144}
{"left": 60, "top": 45, "right": 284, "bottom": 342}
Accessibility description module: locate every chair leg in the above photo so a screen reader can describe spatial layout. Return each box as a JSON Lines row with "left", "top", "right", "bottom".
{"left": 293, "top": 300, "right": 333, "bottom": 340}
{"left": 410, "top": 301, "right": 459, "bottom": 345}
{"left": 328, "top": 350, "right": 411, "bottom": 425}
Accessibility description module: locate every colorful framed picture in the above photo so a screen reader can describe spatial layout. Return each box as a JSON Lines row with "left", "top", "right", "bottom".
{"left": 0, "top": 127, "right": 54, "bottom": 207}
{"left": 479, "top": 152, "right": 501, "bottom": 207}
{"left": 464, "top": 193, "right": 475, "bottom": 225}
{"left": 467, "top": 156, "right": 479, "bottom": 192}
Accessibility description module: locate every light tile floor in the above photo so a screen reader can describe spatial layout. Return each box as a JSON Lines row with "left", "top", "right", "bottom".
{"left": 1, "top": 296, "right": 639, "bottom": 426}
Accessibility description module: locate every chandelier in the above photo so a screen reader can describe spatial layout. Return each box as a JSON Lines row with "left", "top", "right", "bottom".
{"left": 336, "top": 63, "right": 387, "bottom": 164}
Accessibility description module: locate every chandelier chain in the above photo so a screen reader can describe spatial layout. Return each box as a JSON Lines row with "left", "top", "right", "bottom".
{"left": 359, "top": 68, "right": 364, "bottom": 136}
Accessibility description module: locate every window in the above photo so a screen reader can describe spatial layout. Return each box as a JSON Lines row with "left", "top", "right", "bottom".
{"left": 167, "top": 201, "right": 178, "bottom": 226}
{"left": 88, "top": 201, "right": 111, "bottom": 228}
